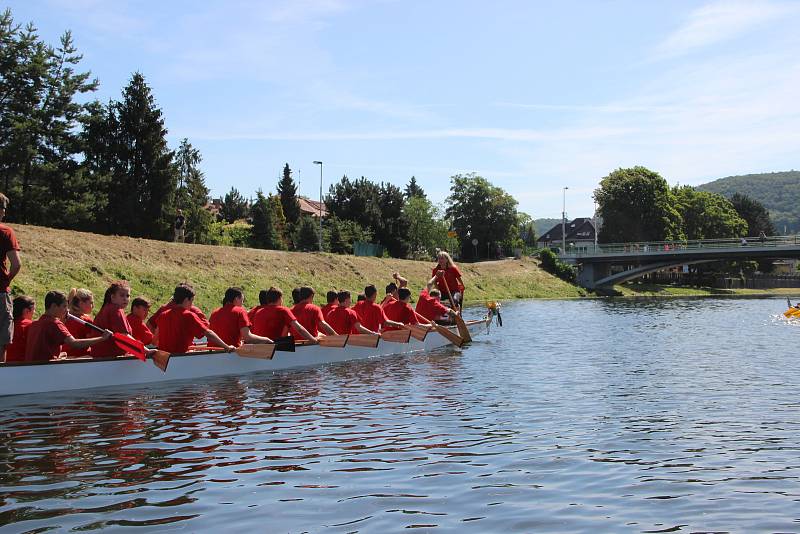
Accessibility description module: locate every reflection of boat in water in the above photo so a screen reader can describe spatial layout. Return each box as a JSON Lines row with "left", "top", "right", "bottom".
{"left": 0, "top": 319, "right": 490, "bottom": 397}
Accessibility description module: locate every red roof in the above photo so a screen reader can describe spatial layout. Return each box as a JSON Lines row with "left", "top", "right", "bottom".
{"left": 299, "top": 197, "right": 328, "bottom": 218}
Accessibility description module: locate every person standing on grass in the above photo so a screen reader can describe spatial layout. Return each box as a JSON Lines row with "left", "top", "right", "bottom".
{"left": 174, "top": 209, "right": 186, "bottom": 242}
{"left": 0, "top": 193, "right": 21, "bottom": 363}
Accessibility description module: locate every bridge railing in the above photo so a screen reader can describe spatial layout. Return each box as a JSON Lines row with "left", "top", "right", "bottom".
{"left": 560, "top": 235, "right": 800, "bottom": 258}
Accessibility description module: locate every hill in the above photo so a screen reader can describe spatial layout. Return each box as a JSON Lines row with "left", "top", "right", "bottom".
{"left": 7, "top": 225, "right": 583, "bottom": 313}
{"left": 696, "top": 171, "right": 800, "bottom": 233}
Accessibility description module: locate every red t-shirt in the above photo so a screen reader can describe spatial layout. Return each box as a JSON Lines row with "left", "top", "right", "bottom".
{"left": 209, "top": 303, "right": 251, "bottom": 347}
{"left": 382, "top": 300, "right": 419, "bottom": 330}
{"left": 147, "top": 301, "right": 209, "bottom": 330}
{"left": 5, "top": 318, "right": 32, "bottom": 362}
{"left": 321, "top": 303, "right": 338, "bottom": 320}
{"left": 251, "top": 305, "right": 296, "bottom": 340}
{"left": 248, "top": 305, "right": 263, "bottom": 323}
{"left": 432, "top": 265, "right": 464, "bottom": 295}
{"left": 127, "top": 313, "right": 154, "bottom": 345}
{"left": 0, "top": 224, "right": 20, "bottom": 293}
{"left": 415, "top": 289, "right": 449, "bottom": 321}
{"left": 356, "top": 301, "right": 388, "bottom": 333}
{"left": 290, "top": 302, "right": 325, "bottom": 340}
{"left": 157, "top": 306, "right": 208, "bottom": 354}
{"left": 327, "top": 306, "right": 360, "bottom": 334}
{"left": 63, "top": 313, "right": 93, "bottom": 357}
{"left": 93, "top": 305, "right": 132, "bottom": 357}
{"left": 380, "top": 295, "right": 396, "bottom": 309}
{"left": 25, "top": 315, "right": 71, "bottom": 362}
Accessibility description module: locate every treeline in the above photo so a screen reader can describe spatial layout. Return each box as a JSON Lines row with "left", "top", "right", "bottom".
{"left": 0, "top": 9, "right": 535, "bottom": 260}
{"left": 595, "top": 166, "right": 775, "bottom": 243}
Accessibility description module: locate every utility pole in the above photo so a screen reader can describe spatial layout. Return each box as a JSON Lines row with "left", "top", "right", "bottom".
{"left": 562, "top": 186, "right": 569, "bottom": 253}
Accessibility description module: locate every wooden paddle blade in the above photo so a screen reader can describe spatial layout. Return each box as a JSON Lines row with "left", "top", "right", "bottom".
{"left": 454, "top": 313, "right": 473, "bottom": 344}
{"left": 409, "top": 325, "right": 429, "bottom": 341}
{"left": 150, "top": 350, "right": 170, "bottom": 372}
{"left": 319, "top": 334, "right": 348, "bottom": 348}
{"left": 274, "top": 336, "right": 296, "bottom": 352}
{"left": 381, "top": 329, "right": 411, "bottom": 343}
{"left": 433, "top": 323, "right": 464, "bottom": 348}
{"left": 113, "top": 333, "right": 146, "bottom": 361}
{"left": 236, "top": 344, "right": 276, "bottom": 360}
{"left": 347, "top": 334, "right": 381, "bottom": 348}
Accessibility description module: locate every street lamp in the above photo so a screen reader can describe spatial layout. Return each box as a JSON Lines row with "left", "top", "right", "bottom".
{"left": 562, "top": 186, "right": 569, "bottom": 254}
{"left": 313, "top": 161, "right": 323, "bottom": 252}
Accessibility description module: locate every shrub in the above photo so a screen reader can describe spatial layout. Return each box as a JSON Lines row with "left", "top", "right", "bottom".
{"left": 538, "top": 248, "right": 576, "bottom": 283}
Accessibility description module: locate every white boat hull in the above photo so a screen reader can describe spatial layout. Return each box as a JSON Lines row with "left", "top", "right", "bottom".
{"left": 0, "top": 319, "right": 490, "bottom": 396}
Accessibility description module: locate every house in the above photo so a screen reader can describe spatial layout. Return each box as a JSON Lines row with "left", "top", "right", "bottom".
{"left": 537, "top": 217, "right": 597, "bottom": 252}
{"left": 299, "top": 197, "right": 328, "bottom": 218}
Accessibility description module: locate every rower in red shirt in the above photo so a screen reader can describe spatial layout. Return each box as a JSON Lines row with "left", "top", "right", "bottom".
{"left": 416, "top": 275, "right": 456, "bottom": 323}
{"left": 289, "top": 287, "right": 337, "bottom": 341}
{"left": 432, "top": 251, "right": 465, "bottom": 308}
{"left": 92, "top": 281, "right": 135, "bottom": 358}
{"left": 147, "top": 283, "right": 209, "bottom": 331}
{"left": 248, "top": 289, "right": 268, "bottom": 323}
{"left": 321, "top": 290, "right": 339, "bottom": 320}
{"left": 355, "top": 285, "right": 405, "bottom": 333}
{"left": 63, "top": 287, "right": 95, "bottom": 357}
{"left": 251, "top": 286, "right": 318, "bottom": 343}
{"left": 127, "top": 297, "right": 154, "bottom": 346}
{"left": 25, "top": 291, "right": 110, "bottom": 362}
{"left": 380, "top": 272, "right": 408, "bottom": 308}
{"left": 5, "top": 296, "right": 35, "bottom": 362}
{"left": 155, "top": 284, "right": 234, "bottom": 354}
{"left": 209, "top": 287, "right": 274, "bottom": 347}
{"left": 382, "top": 288, "right": 419, "bottom": 330}
{"left": 327, "top": 290, "right": 379, "bottom": 335}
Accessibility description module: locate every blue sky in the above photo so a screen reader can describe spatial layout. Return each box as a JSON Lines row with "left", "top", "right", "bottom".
{"left": 6, "top": 0, "right": 800, "bottom": 219}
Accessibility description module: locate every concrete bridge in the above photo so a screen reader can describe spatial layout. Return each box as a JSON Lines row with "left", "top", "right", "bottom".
{"left": 560, "top": 235, "right": 800, "bottom": 290}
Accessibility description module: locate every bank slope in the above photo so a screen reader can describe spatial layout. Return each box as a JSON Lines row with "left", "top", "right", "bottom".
{"left": 9, "top": 225, "right": 583, "bottom": 311}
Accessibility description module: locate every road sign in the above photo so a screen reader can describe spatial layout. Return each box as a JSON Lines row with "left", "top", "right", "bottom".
{"left": 471, "top": 238, "right": 479, "bottom": 246}
{"left": 447, "top": 230, "right": 457, "bottom": 238}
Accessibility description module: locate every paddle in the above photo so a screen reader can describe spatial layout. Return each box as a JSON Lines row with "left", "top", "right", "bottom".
{"left": 235, "top": 344, "right": 277, "bottom": 360}
{"left": 319, "top": 334, "right": 349, "bottom": 348}
{"left": 274, "top": 335, "right": 296, "bottom": 352}
{"left": 67, "top": 313, "right": 147, "bottom": 361}
{"left": 381, "top": 328, "right": 411, "bottom": 343}
{"left": 151, "top": 350, "right": 170, "bottom": 372}
{"left": 408, "top": 324, "right": 429, "bottom": 341}
{"left": 413, "top": 310, "right": 464, "bottom": 348}
{"left": 347, "top": 334, "right": 381, "bottom": 348}
{"left": 437, "top": 274, "right": 472, "bottom": 343}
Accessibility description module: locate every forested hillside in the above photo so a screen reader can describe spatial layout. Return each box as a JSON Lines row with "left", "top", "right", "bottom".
{"left": 697, "top": 171, "right": 800, "bottom": 233}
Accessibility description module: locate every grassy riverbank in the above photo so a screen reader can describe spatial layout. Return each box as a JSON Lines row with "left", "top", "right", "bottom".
{"left": 9, "top": 225, "right": 584, "bottom": 312}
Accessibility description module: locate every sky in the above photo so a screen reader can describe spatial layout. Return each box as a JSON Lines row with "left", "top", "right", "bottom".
{"left": 5, "top": 0, "right": 800, "bottom": 219}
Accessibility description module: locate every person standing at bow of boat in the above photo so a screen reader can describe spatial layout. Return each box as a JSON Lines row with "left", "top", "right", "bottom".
{"left": 5, "top": 296, "right": 34, "bottom": 363}
{"left": 327, "top": 290, "right": 379, "bottom": 335}
{"left": 432, "top": 251, "right": 465, "bottom": 309}
{"left": 383, "top": 288, "right": 420, "bottom": 331}
{"left": 356, "top": 285, "right": 406, "bottom": 333}
{"left": 63, "top": 288, "right": 95, "bottom": 357}
{"left": 155, "top": 284, "right": 235, "bottom": 354}
{"left": 252, "top": 286, "right": 319, "bottom": 344}
{"left": 290, "top": 286, "right": 337, "bottom": 341}
{"left": 321, "top": 290, "right": 338, "bottom": 320}
{"left": 92, "top": 281, "right": 136, "bottom": 359}
{"left": 127, "top": 297, "right": 153, "bottom": 346}
{"left": 209, "top": 287, "right": 274, "bottom": 347}
{"left": 25, "top": 291, "right": 111, "bottom": 362}
{"left": 0, "top": 193, "right": 21, "bottom": 363}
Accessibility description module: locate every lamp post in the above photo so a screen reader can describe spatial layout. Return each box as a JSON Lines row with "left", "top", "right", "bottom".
{"left": 562, "top": 186, "right": 569, "bottom": 254}
{"left": 313, "top": 161, "right": 323, "bottom": 252}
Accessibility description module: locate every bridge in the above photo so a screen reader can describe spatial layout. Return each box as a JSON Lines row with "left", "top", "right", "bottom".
{"left": 560, "top": 235, "right": 800, "bottom": 290}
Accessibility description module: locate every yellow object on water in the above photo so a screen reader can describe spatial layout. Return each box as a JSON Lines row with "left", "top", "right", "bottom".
{"left": 784, "top": 308, "right": 800, "bottom": 317}
{"left": 486, "top": 300, "right": 498, "bottom": 310}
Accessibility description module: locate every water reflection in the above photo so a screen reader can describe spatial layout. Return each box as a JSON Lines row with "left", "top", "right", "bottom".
{"left": 2, "top": 297, "right": 800, "bottom": 531}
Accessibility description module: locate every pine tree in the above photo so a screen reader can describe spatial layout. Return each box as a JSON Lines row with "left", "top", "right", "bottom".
{"left": 404, "top": 176, "right": 426, "bottom": 199}
{"left": 220, "top": 187, "right": 249, "bottom": 223}
{"left": 277, "top": 163, "right": 301, "bottom": 224}
{"left": 295, "top": 215, "right": 320, "bottom": 251}
{"left": 175, "top": 138, "right": 212, "bottom": 243}
{"left": 250, "top": 190, "right": 284, "bottom": 249}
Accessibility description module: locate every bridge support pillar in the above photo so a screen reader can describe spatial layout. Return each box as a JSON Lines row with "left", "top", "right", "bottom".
{"left": 577, "top": 262, "right": 610, "bottom": 290}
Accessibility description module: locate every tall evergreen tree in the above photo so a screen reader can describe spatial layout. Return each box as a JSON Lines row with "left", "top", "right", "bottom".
{"left": 277, "top": 163, "right": 301, "bottom": 225}
{"left": 175, "top": 138, "right": 212, "bottom": 243}
{"left": 250, "top": 190, "right": 284, "bottom": 249}
{"left": 295, "top": 215, "right": 320, "bottom": 252}
{"left": 404, "top": 176, "right": 426, "bottom": 199}
{"left": 220, "top": 186, "right": 249, "bottom": 223}
{"left": 376, "top": 182, "right": 409, "bottom": 257}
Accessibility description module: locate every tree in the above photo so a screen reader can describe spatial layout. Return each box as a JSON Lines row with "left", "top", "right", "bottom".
{"left": 730, "top": 193, "right": 776, "bottom": 236}
{"left": 673, "top": 186, "right": 747, "bottom": 239}
{"left": 325, "top": 175, "right": 382, "bottom": 236}
{"left": 376, "top": 182, "right": 409, "bottom": 257}
{"left": 220, "top": 187, "right": 249, "bottom": 223}
{"left": 405, "top": 176, "right": 426, "bottom": 199}
{"left": 404, "top": 195, "right": 443, "bottom": 258}
{"left": 277, "top": 163, "right": 301, "bottom": 225}
{"left": 325, "top": 216, "right": 373, "bottom": 254}
{"left": 294, "top": 215, "right": 320, "bottom": 251}
{"left": 268, "top": 193, "right": 288, "bottom": 247}
{"left": 175, "top": 138, "right": 212, "bottom": 243}
{"left": 518, "top": 212, "right": 537, "bottom": 247}
{"left": 445, "top": 173, "right": 519, "bottom": 260}
{"left": 250, "top": 190, "right": 284, "bottom": 249}
{"left": 95, "top": 72, "right": 177, "bottom": 239}
{"left": 594, "top": 166, "right": 683, "bottom": 243}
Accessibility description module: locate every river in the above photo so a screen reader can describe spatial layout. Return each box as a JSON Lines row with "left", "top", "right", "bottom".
{"left": 1, "top": 297, "right": 799, "bottom": 532}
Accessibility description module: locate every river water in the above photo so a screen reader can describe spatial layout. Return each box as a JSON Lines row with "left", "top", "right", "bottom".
{"left": 1, "top": 297, "right": 799, "bottom": 532}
